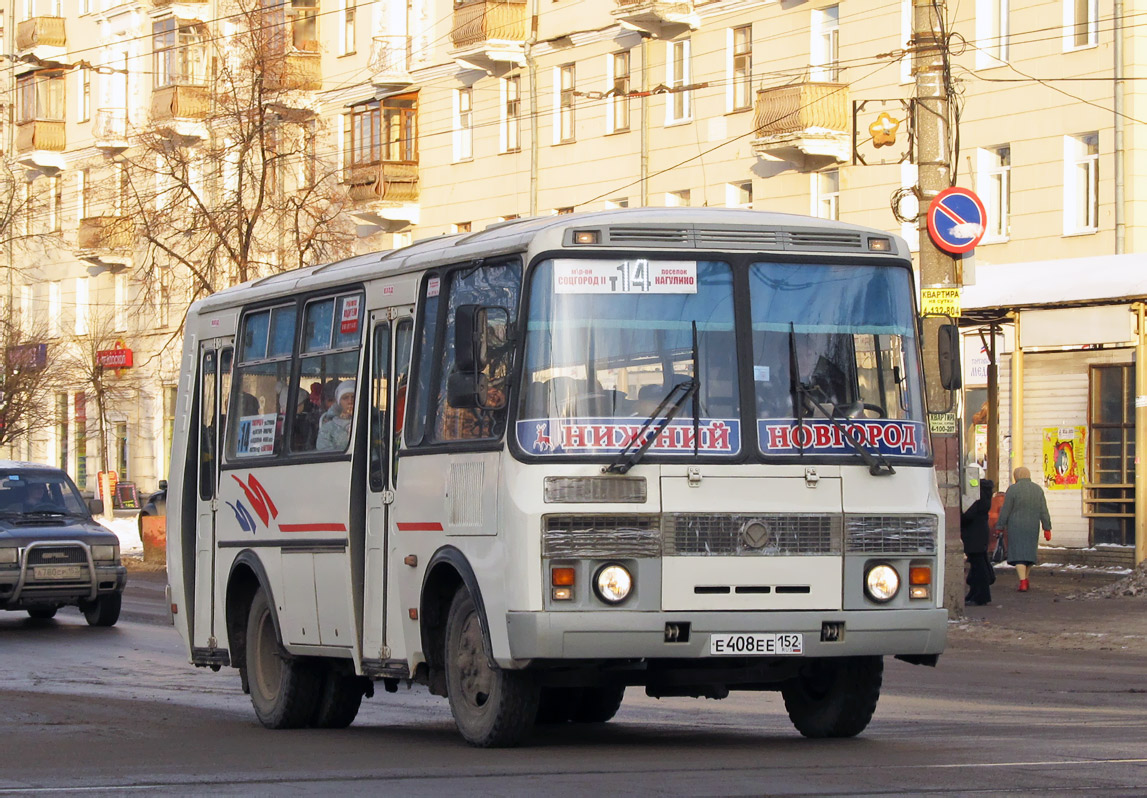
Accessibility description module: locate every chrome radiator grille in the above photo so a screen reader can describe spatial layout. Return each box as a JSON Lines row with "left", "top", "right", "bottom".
{"left": 663, "top": 513, "right": 842, "bottom": 556}
{"left": 26, "top": 545, "right": 87, "bottom": 566}
{"left": 543, "top": 515, "right": 661, "bottom": 558}
{"left": 845, "top": 515, "right": 938, "bottom": 554}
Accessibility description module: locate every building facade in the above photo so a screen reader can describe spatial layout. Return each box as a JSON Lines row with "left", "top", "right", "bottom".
{"left": 1, "top": 0, "right": 1142, "bottom": 559}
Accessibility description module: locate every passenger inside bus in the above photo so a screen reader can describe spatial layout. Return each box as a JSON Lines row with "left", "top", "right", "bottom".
{"left": 316, "top": 380, "right": 355, "bottom": 451}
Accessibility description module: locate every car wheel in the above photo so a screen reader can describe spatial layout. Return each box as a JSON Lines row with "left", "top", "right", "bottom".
{"left": 245, "top": 587, "right": 321, "bottom": 729}
{"left": 781, "top": 656, "right": 883, "bottom": 738}
{"left": 27, "top": 607, "right": 58, "bottom": 620}
{"left": 445, "top": 588, "right": 539, "bottom": 747}
{"left": 82, "top": 593, "right": 122, "bottom": 627}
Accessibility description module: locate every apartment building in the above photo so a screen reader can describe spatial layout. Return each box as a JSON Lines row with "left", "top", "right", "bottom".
{"left": 2, "top": 0, "right": 1142, "bottom": 558}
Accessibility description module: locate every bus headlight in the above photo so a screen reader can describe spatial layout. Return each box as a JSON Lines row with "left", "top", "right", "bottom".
{"left": 865, "top": 563, "right": 900, "bottom": 603}
{"left": 594, "top": 563, "right": 633, "bottom": 604}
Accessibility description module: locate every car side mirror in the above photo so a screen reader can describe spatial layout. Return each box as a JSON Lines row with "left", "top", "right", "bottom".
{"left": 446, "top": 371, "right": 489, "bottom": 409}
{"left": 158, "top": 479, "right": 168, "bottom": 491}
{"left": 938, "top": 324, "right": 962, "bottom": 391}
{"left": 87, "top": 498, "right": 104, "bottom": 516}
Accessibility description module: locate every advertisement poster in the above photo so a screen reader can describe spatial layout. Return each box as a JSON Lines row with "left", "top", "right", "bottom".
{"left": 1042, "top": 426, "right": 1086, "bottom": 490}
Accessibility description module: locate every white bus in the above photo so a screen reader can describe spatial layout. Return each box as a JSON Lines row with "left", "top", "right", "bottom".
{"left": 167, "top": 208, "right": 948, "bottom": 747}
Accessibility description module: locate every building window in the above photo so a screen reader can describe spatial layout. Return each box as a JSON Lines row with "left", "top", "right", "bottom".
{"left": 78, "top": 168, "right": 90, "bottom": 218}
{"left": 502, "top": 75, "right": 520, "bottom": 152}
{"left": 1064, "top": 132, "right": 1099, "bottom": 234}
{"left": 56, "top": 393, "right": 69, "bottom": 472}
{"left": 666, "top": 40, "right": 691, "bottom": 123}
{"left": 979, "top": 145, "right": 1010, "bottom": 241}
{"left": 666, "top": 189, "right": 691, "bottom": 207}
{"left": 729, "top": 25, "right": 752, "bottom": 112}
{"left": 163, "top": 386, "right": 177, "bottom": 480}
{"left": 453, "top": 222, "right": 471, "bottom": 233}
{"left": 608, "top": 50, "right": 630, "bottom": 133}
{"left": 339, "top": 0, "right": 355, "bottom": 55}
{"left": 48, "top": 175, "right": 61, "bottom": 231}
{"left": 153, "top": 18, "right": 208, "bottom": 88}
{"left": 813, "top": 168, "right": 840, "bottom": 220}
{"left": 555, "top": 206, "right": 574, "bottom": 215}
{"left": 727, "top": 181, "right": 752, "bottom": 208}
{"left": 557, "top": 64, "right": 576, "bottom": 143}
{"left": 454, "top": 87, "right": 473, "bottom": 161}
{"left": 156, "top": 267, "right": 171, "bottom": 328}
{"left": 1066, "top": 0, "right": 1097, "bottom": 49}
{"left": 811, "top": 5, "right": 840, "bottom": 82}
{"left": 1088, "top": 363, "right": 1134, "bottom": 545}
{"left": 350, "top": 94, "right": 417, "bottom": 168}
{"left": 976, "top": 0, "right": 1009, "bottom": 66}
{"left": 75, "top": 276, "right": 89, "bottom": 336}
{"left": 900, "top": 0, "right": 913, "bottom": 83}
{"left": 80, "top": 68, "right": 91, "bottom": 121}
{"left": 16, "top": 71, "right": 65, "bottom": 122}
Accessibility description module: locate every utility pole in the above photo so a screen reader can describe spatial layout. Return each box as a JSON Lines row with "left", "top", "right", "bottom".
{"left": 912, "top": 0, "right": 963, "bottom": 615}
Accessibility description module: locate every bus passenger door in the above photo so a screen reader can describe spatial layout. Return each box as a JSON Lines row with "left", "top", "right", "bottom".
{"left": 193, "top": 341, "right": 233, "bottom": 653}
{"left": 362, "top": 311, "right": 413, "bottom": 663}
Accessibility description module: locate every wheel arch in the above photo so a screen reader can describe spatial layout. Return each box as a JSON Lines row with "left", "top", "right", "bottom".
{"left": 225, "top": 550, "right": 277, "bottom": 673}
{"left": 420, "top": 545, "right": 495, "bottom": 674}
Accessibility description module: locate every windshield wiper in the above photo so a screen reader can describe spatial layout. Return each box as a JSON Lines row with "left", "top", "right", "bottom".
{"left": 604, "top": 322, "right": 701, "bottom": 475}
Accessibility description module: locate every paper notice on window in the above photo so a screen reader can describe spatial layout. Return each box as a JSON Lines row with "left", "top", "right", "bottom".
{"left": 235, "top": 413, "right": 278, "bottom": 457}
{"left": 553, "top": 259, "right": 698, "bottom": 294}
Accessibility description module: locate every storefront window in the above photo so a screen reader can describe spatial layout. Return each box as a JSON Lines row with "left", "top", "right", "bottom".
{"left": 1087, "top": 364, "right": 1135, "bottom": 545}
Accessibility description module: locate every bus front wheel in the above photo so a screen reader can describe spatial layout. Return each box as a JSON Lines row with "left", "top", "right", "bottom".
{"left": 781, "top": 656, "right": 883, "bottom": 738}
{"left": 246, "top": 587, "right": 321, "bottom": 729}
{"left": 445, "top": 588, "right": 539, "bottom": 747}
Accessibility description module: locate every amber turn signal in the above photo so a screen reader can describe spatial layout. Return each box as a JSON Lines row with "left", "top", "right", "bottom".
{"left": 909, "top": 566, "right": 932, "bottom": 585}
{"left": 552, "top": 567, "right": 576, "bottom": 586}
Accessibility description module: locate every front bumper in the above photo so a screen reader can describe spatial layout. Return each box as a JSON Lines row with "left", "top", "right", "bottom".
{"left": 506, "top": 608, "right": 947, "bottom": 660}
{"left": 1, "top": 563, "right": 127, "bottom": 609}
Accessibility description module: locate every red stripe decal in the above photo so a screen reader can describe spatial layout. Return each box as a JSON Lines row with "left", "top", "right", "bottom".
{"left": 396, "top": 522, "right": 444, "bottom": 532}
{"left": 279, "top": 523, "right": 348, "bottom": 533}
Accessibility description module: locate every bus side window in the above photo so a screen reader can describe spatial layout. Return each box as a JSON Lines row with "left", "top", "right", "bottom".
{"left": 393, "top": 318, "right": 413, "bottom": 481}
{"left": 198, "top": 350, "right": 217, "bottom": 501}
{"left": 228, "top": 305, "right": 296, "bottom": 460}
{"left": 369, "top": 323, "right": 390, "bottom": 492}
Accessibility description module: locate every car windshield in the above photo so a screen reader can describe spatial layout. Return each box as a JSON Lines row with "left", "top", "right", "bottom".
{"left": 517, "top": 259, "right": 741, "bottom": 457}
{"left": 749, "top": 261, "right": 930, "bottom": 460}
{"left": 0, "top": 470, "right": 89, "bottom": 518}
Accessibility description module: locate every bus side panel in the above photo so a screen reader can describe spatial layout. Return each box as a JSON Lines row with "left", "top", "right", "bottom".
{"left": 167, "top": 331, "right": 200, "bottom": 654}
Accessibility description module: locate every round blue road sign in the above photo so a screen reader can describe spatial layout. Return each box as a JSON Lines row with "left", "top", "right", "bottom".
{"left": 926, "top": 187, "right": 986, "bottom": 255}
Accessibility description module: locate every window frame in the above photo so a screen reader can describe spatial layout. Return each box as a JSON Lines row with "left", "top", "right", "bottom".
{"left": 502, "top": 74, "right": 521, "bottom": 153}
{"left": 607, "top": 50, "right": 631, "bottom": 133}
{"left": 1063, "top": 132, "right": 1099, "bottom": 235}
{"left": 729, "top": 25, "right": 752, "bottom": 112}
{"left": 975, "top": 0, "right": 1009, "bottom": 68}
{"left": 454, "top": 87, "right": 474, "bottom": 161}
{"left": 556, "top": 63, "right": 576, "bottom": 143}
{"left": 811, "top": 5, "right": 840, "bottom": 82}
{"left": 665, "top": 39, "right": 692, "bottom": 124}
{"left": 978, "top": 145, "right": 1011, "bottom": 242}
{"left": 1064, "top": 0, "right": 1098, "bottom": 50}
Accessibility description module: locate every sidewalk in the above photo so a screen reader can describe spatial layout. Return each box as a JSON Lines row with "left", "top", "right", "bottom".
{"left": 950, "top": 563, "right": 1147, "bottom": 654}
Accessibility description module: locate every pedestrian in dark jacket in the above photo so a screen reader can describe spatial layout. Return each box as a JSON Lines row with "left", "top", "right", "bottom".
{"left": 960, "top": 478, "right": 994, "bottom": 605}
{"left": 996, "top": 466, "right": 1052, "bottom": 592}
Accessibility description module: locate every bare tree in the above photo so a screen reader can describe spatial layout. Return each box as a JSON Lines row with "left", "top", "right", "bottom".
{"left": 0, "top": 318, "right": 64, "bottom": 450}
{"left": 117, "top": 0, "right": 356, "bottom": 311}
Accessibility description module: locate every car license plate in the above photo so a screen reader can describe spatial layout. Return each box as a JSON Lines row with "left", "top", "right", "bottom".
{"left": 709, "top": 633, "right": 804, "bottom": 656}
{"left": 34, "top": 565, "right": 82, "bottom": 581}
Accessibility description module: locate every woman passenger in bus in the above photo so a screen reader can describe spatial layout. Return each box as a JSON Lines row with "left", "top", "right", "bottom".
{"left": 316, "top": 380, "right": 355, "bottom": 452}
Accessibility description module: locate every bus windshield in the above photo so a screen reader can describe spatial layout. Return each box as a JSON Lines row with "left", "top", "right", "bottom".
{"left": 749, "top": 261, "right": 929, "bottom": 460}
{"left": 517, "top": 259, "right": 741, "bottom": 457}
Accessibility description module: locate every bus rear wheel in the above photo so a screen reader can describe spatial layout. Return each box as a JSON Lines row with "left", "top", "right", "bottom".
{"left": 445, "top": 589, "right": 539, "bottom": 747}
{"left": 246, "top": 587, "right": 321, "bottom": 729}
{"left": 781, "top": 656, "right": 883, "bottom": 738}
{"left": 311, "top": 663, "right": 369, "bottom": 729}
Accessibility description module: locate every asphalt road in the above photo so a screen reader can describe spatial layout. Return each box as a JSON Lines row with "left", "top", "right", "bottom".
{"left": 3, "top": 570, "right": 1146, "bottom": 796}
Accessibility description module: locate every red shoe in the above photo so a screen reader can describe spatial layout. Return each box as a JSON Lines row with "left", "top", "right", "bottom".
{"left": 1018, "top": 579, "right": 1029, "bottom": 592}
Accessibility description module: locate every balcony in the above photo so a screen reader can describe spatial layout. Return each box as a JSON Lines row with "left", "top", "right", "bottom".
{"left": 15, "top": 120, "right": 66, "bottom": 174}
{"left": 751, "top": 82, "right": 850, "bottom": 170}
{"left": 611, "top": 0, "right": 697, "bottom": 39}
{"left": 78, "top": 216, "right": 134, "bottom": 270}
{"left": 370, "top": 35, "right": 413, "bottom": 91}
{"left": 450, "top": 0, "right": 527, "bottom": 73}
{"left": 150, "top": 84, "right": 211, "bottom": 143}
{"left": 15, "top": 17, "right": 66, "bottom": 59}
{"left": 264, "top": 52, "right": 322, "bottom": 92}
{"left": 346, "top": 162, "right": 420, "bottom": 233}
{"left": 93, "top": 108, "right": 129, "bottom": 153}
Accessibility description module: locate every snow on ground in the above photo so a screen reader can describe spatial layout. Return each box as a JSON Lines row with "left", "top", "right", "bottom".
{"left": 98, "top": 515, "right": 143, "bottom": 554}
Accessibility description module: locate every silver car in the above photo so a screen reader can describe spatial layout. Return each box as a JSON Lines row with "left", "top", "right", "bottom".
{"left": 0, "top": 462, "right": 127, "bottom": 626}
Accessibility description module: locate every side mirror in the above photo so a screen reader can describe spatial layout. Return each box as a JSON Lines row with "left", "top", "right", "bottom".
{"left": 938, "top": 324, "right": 962, "bottom": 391}
{"left": 87, "top": 498, "right": 104, "bottom": 516}
{"left": 454, "top": 305, "right": 486, "bottom": 372}
{"left": 158, "top": 479, "right": 168, "bottom": 491}
{"left": 446, "top": 371, "right": 489, "bottom": 409}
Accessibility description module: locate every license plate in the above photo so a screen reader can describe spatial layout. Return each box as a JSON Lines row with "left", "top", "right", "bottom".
{"left": 709, "top": 633, "right": 804, "bottom": 656}
{"left": 34, "top": 565, "right": 82, "bottom": 581}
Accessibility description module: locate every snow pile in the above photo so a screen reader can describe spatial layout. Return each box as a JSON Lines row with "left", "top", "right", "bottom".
{"left": 1079, "top": 561, "right": 1147, "bottom": 599}
{"left": 98, "top": 516, "right": 143, "bottom": 554}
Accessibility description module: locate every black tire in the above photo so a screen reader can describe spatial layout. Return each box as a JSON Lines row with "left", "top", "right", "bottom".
{"left": 570, "top": 686, "right": 625, "bottom": 723}
{"left": 245, "top": 588, "right": 321, "bottom": 729}
{"left": 27, "top": 607, "right": 58, "bottom": 620}
{"left": 535, "top": 688, "right": 575, "bottom": 724}
{"left": 445, "top": 589, "right": 540, "bottom": 748}
{"left": 82, "top": 594, "right": 122, "bottom": 627}
{"left": 781, "top": 656, "right": 883, "bottom": 739}
{"left": 311, "top": 662, "right": 368, "bottom": 729}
